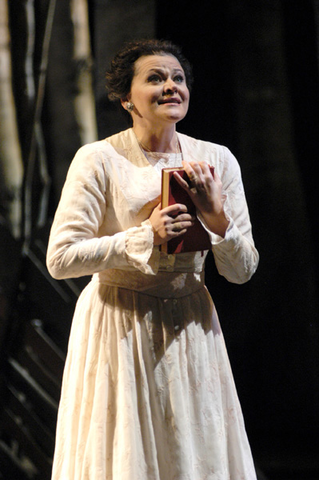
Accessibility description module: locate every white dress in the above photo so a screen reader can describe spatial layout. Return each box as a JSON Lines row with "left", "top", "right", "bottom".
{"left": 47, "top": 128, "right": 259, "bottom": 480}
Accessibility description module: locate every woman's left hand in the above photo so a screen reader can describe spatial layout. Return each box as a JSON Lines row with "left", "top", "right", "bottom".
{"left": 174, "top": 160, "right": 230, "bottom": 237}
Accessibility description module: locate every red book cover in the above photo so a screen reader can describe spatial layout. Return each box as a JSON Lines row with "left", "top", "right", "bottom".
{"left": 161, "top": 167, "right": 212, "bottom": 254}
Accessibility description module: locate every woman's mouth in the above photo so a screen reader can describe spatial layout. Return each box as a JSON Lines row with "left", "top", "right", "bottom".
{"left": 158, "top": 98, "right": 181, "bottom": 105}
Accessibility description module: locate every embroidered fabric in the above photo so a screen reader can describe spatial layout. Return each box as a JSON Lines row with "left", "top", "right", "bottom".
{"left": 47, "top": 128, "right": 259, "bottom": 480}
{"left": 143, "top": 150, "right": 183, "bottom": 172}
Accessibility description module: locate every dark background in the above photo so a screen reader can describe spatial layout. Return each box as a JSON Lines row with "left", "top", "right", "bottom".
{"left": 154, "top": 1, "right": 319, "bottom": 476}
{"left": 1, "top": 1, "right": 318, "bottom": 479}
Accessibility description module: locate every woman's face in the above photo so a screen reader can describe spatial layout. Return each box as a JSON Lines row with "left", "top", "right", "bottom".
{"left": 126, "top": 54, "right": 190, "bottom": 128}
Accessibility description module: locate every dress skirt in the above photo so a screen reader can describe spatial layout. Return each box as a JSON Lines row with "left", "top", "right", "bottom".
{"left": 51, "top": 271, "right": 257, "bottom": 480}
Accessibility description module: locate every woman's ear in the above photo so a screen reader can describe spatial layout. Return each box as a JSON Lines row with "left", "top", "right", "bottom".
{"left": 121, "top": 98, "right": 134, "bottom": 113}
{"left": 120, "top": 98, "right": 127, "bottom": 110}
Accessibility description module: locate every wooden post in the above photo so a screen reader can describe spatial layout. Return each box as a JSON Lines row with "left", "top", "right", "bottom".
{"left": 0, "top": 0, "right": 24, "bottom": 239}
{"left": 70, "top": 0, "right": 97, "bottom": 145}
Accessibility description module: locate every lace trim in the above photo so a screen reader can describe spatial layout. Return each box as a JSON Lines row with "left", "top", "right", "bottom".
{"left": 143, "top": 151, "right": 183, "bottom": 173}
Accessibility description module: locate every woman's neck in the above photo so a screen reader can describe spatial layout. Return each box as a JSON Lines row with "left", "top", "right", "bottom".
{"left": 133, "top": 125, "right": 178, "bottom": 153}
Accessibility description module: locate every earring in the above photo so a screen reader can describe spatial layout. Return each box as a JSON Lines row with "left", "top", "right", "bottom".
{"left": 126, "top": 102, "right": 134, "bottom": 112}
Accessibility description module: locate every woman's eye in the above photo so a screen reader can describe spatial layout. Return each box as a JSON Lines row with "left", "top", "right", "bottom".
{"left": 148, "top": 75, "right": 162, "bottom": 83}
{"left": 174, "top": 75, "right": 185, "bottom": 83}
{"left": 147, "top": 73, "right": 185, "bottom": 84}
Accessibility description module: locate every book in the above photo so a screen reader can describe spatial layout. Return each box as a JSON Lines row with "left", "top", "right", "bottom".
{"left": 161, "top": 167, "right": 213, "bottom": 254}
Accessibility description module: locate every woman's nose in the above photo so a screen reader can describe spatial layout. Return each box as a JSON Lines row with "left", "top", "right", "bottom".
{"left": 163, "top": 79, "right": 177, "bottom": 93}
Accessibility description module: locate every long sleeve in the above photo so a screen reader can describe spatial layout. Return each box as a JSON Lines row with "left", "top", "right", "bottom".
{"left": 206, "top": 146, "right": 259, "bottom": 284}
{"left": 47, "top": 132, "right": 259, "bottom": 284}
{"left": 46, "top": 143, "right": 160, "bottom": 280}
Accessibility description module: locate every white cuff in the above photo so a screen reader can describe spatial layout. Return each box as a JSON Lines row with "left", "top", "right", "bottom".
{"left": 125, "top": 220, "right": 160, "bottom": 275}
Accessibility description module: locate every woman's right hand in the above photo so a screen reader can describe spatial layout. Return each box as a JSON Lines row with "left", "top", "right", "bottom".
{"left": 149, "top": 203, "right": 195, "bottom": 246}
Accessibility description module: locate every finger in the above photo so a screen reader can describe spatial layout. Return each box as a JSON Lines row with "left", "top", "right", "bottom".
{"left": 176, "top": 163, "right": 200, "bottom": 189}
{"left": 184, "top": 160, "right": 204, "bottom": 177}
{"left": 173, "top": 171, "right": 191, "bottom": 191}
{"left": 187, "top": 171, "right": 198, "bottom": 183}
{"left": 172, "top": 213, "right": 194, "bottom": 228}
{"left": 172, "top": 220, "right": 193, "bottom": 233}
{"left": 164, "top": 202, "right": 188, "bottom": 216}
{"left": 184, "top": 162, "right": 206, "bottom": 189}
{"left": 172, "top": 222, "right": 182, "bottom": 232}
{"left": 201, "top": 162, "right": 215, "bottom": 178}
{"left": 188, "top": 174, "right": 199, "bottom": 185}
{"left": 175, "top": 212, "right": 195, "bottom": 222}
{"left": 211, "top": 168, "right": 221, "bottom": 184}
{"left": 182, "top": 160, "right": 197, "bottom": 181}
{"left": 173, "top": 171, "right": 198, "bottom": 197}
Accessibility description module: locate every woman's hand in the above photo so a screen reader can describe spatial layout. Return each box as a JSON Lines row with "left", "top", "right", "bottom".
{"left": 149, "top": 203, "right": 195, "bottom": 246}
{"left": 174, "top": 160, "right": 229, "bottom": 237}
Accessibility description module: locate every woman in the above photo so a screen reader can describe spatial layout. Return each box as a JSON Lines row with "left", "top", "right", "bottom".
{"left": 47, "top": 39, "right": 259, "bottom": 480}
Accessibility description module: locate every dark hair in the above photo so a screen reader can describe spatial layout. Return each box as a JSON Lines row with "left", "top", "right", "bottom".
{"left": 105, "top": 39, "right": 193, "bottom": 103}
